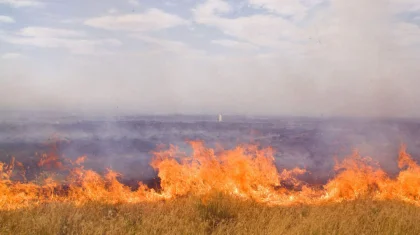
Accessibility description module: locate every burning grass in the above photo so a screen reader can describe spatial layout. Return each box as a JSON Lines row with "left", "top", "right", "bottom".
{"left": 2, "top": 142, "right": 420, "bottom": 209}
{"left": 1, "top": 195, "right": 420, "bottom": 234}
{"left": 2, "top": 141, "right": 420, "bottom": 233}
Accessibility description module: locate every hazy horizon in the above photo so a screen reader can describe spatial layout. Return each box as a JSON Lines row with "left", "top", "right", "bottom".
{"left": 4, "top": 109, "right": 420, "bottom": 121}
{"left": 1, "top": 0, "right": 420, "bottom": 117}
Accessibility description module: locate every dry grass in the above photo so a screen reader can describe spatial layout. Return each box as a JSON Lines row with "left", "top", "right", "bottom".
{"left": 1, "top": 194, "right": 420, "bottom": 235}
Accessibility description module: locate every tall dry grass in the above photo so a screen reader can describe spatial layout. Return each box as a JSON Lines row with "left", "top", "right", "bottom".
{"left": 1, "top": 194, "right": 420, "bottom": 235}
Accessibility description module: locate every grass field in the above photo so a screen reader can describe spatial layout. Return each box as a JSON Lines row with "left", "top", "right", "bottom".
{"left": 1, "top": 194, "right": 420, "bottom": 235}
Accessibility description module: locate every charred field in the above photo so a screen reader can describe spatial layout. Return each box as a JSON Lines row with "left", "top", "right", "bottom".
{"left": 2, "top": 114, "right": 420, "bottom": 234}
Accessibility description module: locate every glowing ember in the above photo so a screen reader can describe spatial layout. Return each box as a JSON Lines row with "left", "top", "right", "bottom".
{"left": 1, "top": 142, "right": 420, "bottom": 210}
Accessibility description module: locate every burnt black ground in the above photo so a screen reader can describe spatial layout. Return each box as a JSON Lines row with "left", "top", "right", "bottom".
{"left": 1, "top": 114, "right": 420, "bottom": 185}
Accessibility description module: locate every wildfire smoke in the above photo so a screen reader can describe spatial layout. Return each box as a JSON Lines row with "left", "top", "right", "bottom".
{"left": 1, "top": 142, "right": 420, "bottom": 211}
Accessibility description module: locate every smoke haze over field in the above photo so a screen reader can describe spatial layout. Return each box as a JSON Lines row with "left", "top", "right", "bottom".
{"left": 1, "top": 0, "right": 420, "bottom": 117}
{"left": 2, "top": 115, "right": 420, "bottom": 184}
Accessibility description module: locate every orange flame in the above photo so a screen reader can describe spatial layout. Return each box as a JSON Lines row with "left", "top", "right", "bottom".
{"left": 1, "top": 142, "right": 420, "bottom": 210}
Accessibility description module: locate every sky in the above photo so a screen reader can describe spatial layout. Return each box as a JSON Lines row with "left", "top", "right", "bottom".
{"left": 1, "top": 0, "right": 420, "bottom": 117}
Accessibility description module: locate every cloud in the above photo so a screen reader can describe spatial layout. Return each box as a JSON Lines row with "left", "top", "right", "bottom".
{"left": 108, "top": 8, "right": 118, "bottom": 14}
{"left": 248, "top": 0, "right": 309, "bottom": 20}
{"left": 84, "top": 8, "right": 188, "bottom": 31}
{"left": 1, "top": 53, "right": 22, "bottom": 59}
{"left": 247, "top": 0, "right": 326, "bottom": 20}
{"left": 187, "top": 0, "right": 420, "bottom": 117}
{"left": 390, "top": 0, "right": 420, "bottom": 12}
{"left": 131, "top": 35, "right": 205, "bottom": 56}
{"left": 128, "top": 0, "right": 140, "bottom": 7}
{"left": 19, "top": 27, "right": 86, "bottom": 38}
{"left": 193, "top": 0, "right": 303, "bottom": 49}
{"left": 193, "top": 0, "right": 231, "bottom": 17}
{"left": 211, "top": 39, "right": 259, "bottom": 51}
{"left": 1, "top": 0, "right": 420, "bottom": 117}
{"left": 0, "top": 0, "right": 43, "bottom": 7}
{"left": 0, "top": 27, "right": 121, "bottom": 55}
{"left": 0, "top": 15, "right": 15, "bottom": 23}
{"left": 60, "top": 18, "right": 84, "bottom": 24}
{"left": 3, "top": 36, "right": 121, "bottom": 55}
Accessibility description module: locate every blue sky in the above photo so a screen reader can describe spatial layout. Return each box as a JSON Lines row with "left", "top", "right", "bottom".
{"left": 1, "top": 0, "right": 420, "bottom": 117}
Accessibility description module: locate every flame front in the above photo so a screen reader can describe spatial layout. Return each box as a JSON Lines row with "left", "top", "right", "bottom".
{"left": 1, "top": 142, "right": 420, "bottom": 210}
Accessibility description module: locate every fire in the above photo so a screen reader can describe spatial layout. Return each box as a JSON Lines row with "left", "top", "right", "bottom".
{"left": 1, "top": 141, "right": 420, "bottom": 210}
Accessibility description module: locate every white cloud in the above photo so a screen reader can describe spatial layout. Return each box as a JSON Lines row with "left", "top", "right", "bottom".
{"left": 194, "top": 0, "right": 303, "bottom": 49}
{"left": 211, "top": 39, "right": 259, "bottom": 51}
{"left": 108, "top": 8, "right": 118, "bottom": 14}
{"left": 193, "top": 0, "right": 231, "bottom": 18}
{"left": 1, "top": 53, "right": 22, "bottom": 59}
{"left": 0, "top": 15, "right": 15, "bottom": 23}
{"left": 390, "top": 0, "right": 420, "bottom": 12}
{"left": 131, "top": 35, "right": 205, "bottom": 56}
{"left": 60, "top": 18, "right": 84, "bottom": 24}
{"left": 1, "top": 0, "right": 420, "bottom": 117}
{"left": 85, "top": 8, "right": 188, "bottom": 31}
{"left": 0, "top": 27, "right": 121, "bottom": 55}
{"left": 0, "top": 0, "right": 43, "bottom": 7}
{"left": 19, "top": 27, "right": 85, "bottom": 38}
{"left": 128, "top": 0, "right": 140, "bottom": 7}
{"left": 164, "top": 1, "right": 177, "bottom": 7}
{"left": 3, "top": 37, "right": 121, "bottom": 55}
{"left": 248, "top": 0, "right": 308, "bottom": 20}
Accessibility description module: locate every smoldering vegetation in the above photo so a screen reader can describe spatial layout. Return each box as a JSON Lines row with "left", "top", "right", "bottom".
{"left": 1, "top": 114, "right": 420, "bottom": 185}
